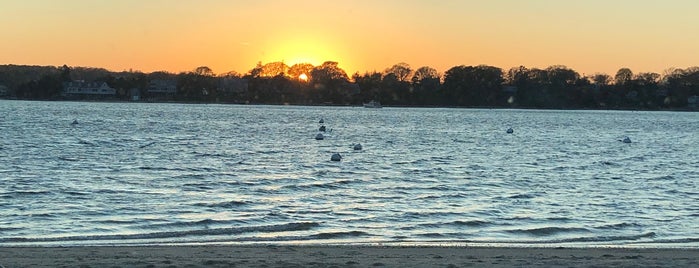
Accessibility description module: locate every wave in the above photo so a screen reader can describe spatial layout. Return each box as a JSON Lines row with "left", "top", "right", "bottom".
{"left": 1, "top": 222, "right": 320, "bottom": 243}
{"left": 649, "top": 175, "right": 676, "bottom": 181}
{"left": 595, "top": 222, "right": 643, "bottom": 230}
{"left": 164, "top": 230, "right": 373, "bottom": 243}
{"left": 282, "top": 179, "right": 364, "bottom": 190}
{"left": 417, "top": 233, "right": 446, "bottom": 238}
{"left": 139, "top": 166, "right": 218, "bottom": 172}
{"left": 310, "top": 231, "right": 370, "bottom": 240}
{"left": 407, "top": 232, "right": 662, "bottom": 245}
{"left": 11, "top": 190, "right": 52, "bottom": 196}
{"left": 94, "top": 219, "right": 150, "bottom": 225}
{"left": 401, "top": 211, "right": 465, "bottom": 219}
{"left": 141, "top": 219, "right": 246, "bottom": 229}
{"left": 508, "top": 193, "right": 537, "bottom": 199}
{"left": 194, "top": 200, "right": 249, "bottom": 208}
{"left": 416, "top": 193, "right": 470, "bottom": 200}
{"left": 57, "top": 156, "right": 81, "bottom": 162}
{"left": 415, "top": 220, "right": 491, "bottom": 229}
{"left": 556, "top": 232, "right": 657, "bottom": 243}
{"left": 631, "top": 237, "right": 699, "bottom": 244}
{"left": 181, "top": 183, "right": 216, "bottom": 191}
{"left": 506, "top": 226, "right": 591, "bottom": 236}
{"left": 77, "top": 139, "right": 97, "bottom": 146}
{"left": 0, "top": 227, "right": 24, "bottom": 232}
{"left": 452, "top": 220, "right": 491, "bottom": 227}
{"left": 138, "top": 141, "right": 156, "bottom": 148}
{"left": 544, "top": 217, "right": 574, "bottom": 222}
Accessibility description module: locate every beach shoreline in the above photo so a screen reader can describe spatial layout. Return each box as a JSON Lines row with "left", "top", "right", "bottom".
{"left": 1, "top": 245, "right": 697, "bottom": 267}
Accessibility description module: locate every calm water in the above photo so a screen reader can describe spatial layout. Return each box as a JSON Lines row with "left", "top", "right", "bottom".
{"left": 1, "top": 100, "right": 698, "bottom": 247}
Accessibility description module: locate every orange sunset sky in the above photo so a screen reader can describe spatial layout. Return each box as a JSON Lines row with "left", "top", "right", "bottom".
{"left": 2, "top": 0, "right": 698, "bottom": 77}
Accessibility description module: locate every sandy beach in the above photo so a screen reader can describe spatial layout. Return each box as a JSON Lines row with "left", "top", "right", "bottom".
{"left": 1, "top": 245, "right": 697, "bottom": 268}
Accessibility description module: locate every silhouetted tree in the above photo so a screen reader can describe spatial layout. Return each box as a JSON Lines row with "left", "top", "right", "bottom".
{"left": 385, "top": 62, "right": 413, "bottom": 82}
{"left": 288, "top": 63, "right": 314, "bottom": 80}
{"left": 248, "top": 62, "right": 264, "bottom": 78}
{"left": 379, "top": 72, "right": 402, "bottom": 104}
{"left": 411, "top": 66, "right": 439, "bottom": 83}
{"left": 3, "top": 62, "right": 698, "bottom": 110}
{"left": 60, "top": 65, "right": 72, "bottom": 82}
{"left": 590, "top": 73, "right": 611, "bottom": 86}
{"left": 545, "top": 65, "right": 581, "bottom": 107}
{"left": 546, "top": 65, "right": 579, "bottom": 86}
{"left": 442, "top": 65, "right": 503, "bottom": 107}
{"left": 258, "top": 62, "right": 289, "bottom": 77}
{"left": 614, "top": 68, "right": 633, "bottom": 85}
{"left": 411, "top": 66, "right": 441, "bottom": 105}
{"left": 353, "top": 71, "right": 382, "bottom": 103}
{"left": 310, "top": 61, "right": 349, "bottom": 104}
{"left": 177, "top": 66, "right": 218, "bottom": 102}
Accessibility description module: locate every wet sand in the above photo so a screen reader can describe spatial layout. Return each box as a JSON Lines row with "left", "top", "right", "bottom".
{"left": 1, "top": 245, "right": 697, "bottom": 267}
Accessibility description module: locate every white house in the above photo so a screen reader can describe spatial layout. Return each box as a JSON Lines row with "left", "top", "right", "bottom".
{"left": 63, "top": 81, "right": 116, "bottom": 96}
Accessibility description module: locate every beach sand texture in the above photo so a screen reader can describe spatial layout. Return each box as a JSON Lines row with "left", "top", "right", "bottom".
{"left": 1, "top": 245, "right": 697, "bottom": 268}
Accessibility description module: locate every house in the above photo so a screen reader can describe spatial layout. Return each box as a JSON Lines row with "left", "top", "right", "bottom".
{"left": 148, "top": 79, "right": 177, "bottom": 94}
{"left": 146, "top": 79, "right": 177, "bottom": 101}
{"left": 62, "top": 81, "right": 116, "bottom": 98}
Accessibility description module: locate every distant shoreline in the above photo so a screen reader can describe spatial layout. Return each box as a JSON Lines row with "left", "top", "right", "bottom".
{"left": 2, "top": 98, "right": 697, "bottom": 112}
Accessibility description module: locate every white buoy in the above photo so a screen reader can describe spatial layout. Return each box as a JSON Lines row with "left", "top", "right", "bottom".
{"left": 331, "top": 153, "right": 342, "bottom": 161}
{"left": 506, "top": 127, "right": 513, "bottom": 134}
{"left": 315, "top": 133, "right": 324, "bottom": 140}
{"left": 622, "top": 137, "right": 631, "bottom": 143}
{"left": 353, "top": 143, "right": 362, "bottom": 150}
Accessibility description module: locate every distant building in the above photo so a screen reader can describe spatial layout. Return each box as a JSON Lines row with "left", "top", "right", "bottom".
{"left": 62, "top": 81, "right": 116, "bottom": 97}
{"left": 688, "top": 95, "right": 699, "bottom": 109}
{"left": 148, "top": 79, "right": 177, "bottom": 94}
{"left": 146, "top": 79, "right": 177, "bottom": 101}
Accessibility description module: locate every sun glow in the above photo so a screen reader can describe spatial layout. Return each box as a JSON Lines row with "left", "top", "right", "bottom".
{"left": 298, "top": 73, "right": 308, "bottom": 81}
{"left": 263, "top": 34, "right": 348, "bottom": 70}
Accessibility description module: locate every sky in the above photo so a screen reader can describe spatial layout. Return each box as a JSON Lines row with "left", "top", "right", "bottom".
{"left": 2, "top": 0, "right": 699, "bottom": 77}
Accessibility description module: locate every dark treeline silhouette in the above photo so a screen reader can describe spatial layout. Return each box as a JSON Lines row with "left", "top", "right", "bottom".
{"left": 1, "top": 62, "right": 699, "bottom": 110}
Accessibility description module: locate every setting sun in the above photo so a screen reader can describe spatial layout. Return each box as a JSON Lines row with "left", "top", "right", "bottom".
{"left": 298, "top": 73, "right": 308, "bottom": 81}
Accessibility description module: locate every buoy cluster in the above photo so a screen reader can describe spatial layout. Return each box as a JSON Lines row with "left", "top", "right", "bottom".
{"left": 315, "top": 118, "right": 362, "bottom": 161}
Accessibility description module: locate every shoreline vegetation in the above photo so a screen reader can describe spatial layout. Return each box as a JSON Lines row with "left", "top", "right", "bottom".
{"left": 1, "top": 63, "right": 698, "bottom": 111}
{"left": 1, "top": 245, "right": 697, "bottom": 268}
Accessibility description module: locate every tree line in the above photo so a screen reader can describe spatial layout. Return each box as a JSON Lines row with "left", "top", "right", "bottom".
{"left": 1, "top": 62, "right": 699, "bottom": 110}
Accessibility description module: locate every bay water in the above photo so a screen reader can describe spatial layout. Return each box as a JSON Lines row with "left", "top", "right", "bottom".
{"left": 1, "top": 100, "right": 697, "bottom": 247}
